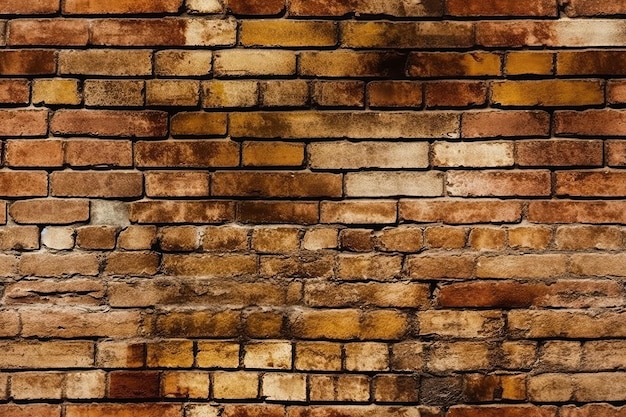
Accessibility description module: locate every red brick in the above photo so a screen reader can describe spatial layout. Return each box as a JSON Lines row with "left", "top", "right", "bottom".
{"left": 0, "top": 172, "right": 47, "bottom": 197}
{"left": 170, "top": 112, "right": 228, "bottom": 136}
{"left": 425, "top": 81, "right": 487, "bottom": 108}
{"left": 563, "top": 0, "right": 626, "bottom": 16}
{"left": 0, "top": 50, "right": 56, "bottom": 75}
{"left": 0, "top": 79, "right": 29, "bottom": 104}
{"left": 408, "top": 52, "right": 502, "bottom": 77}
{"left": 6, "top": 140, "right": 63, "bottom": 168}
{"left": 517, "top": 140, "right": 603, "bottom": 167}
{"left": 213, "top": 172, "right": 342, "bottom": 198}
{"left": 51, "top": 110, "right": 167, "bottom": 137}
{"left": 0, "top": 109, "right": 49, "bottom": 137}
{"left": 63, "top": 0, "right": 183, "bottom": 14}
{"left": 237, "top": 201, "right": 319, "bottom": 224}
{"left": 227, "top": 0, "right": 283, "bottom": 15}
{"left": 65, "top": 139, "right": 133, "bottom": 167}
{"left": 0, "top": 405, "right": 61, "bottom": 417}
{"left": 447, "top": 0, "right": 556, "bottom": 16}
{"left": 342, "top": 21, "right": 473, "bottom": 48}
{"left": 10, "top": 199, "right": 89, "bottom": 224}
{"left": 135, "top": 141, "right": 238, "bottom": 168}
{"left": 528, "top": 201, "right": 626, "bottom": 224}
{"left": 130, "top": 201, "right": 234, "bottom": 224}
{"left": 401, "top": 200, "right": 522, "bottom": 224}
{"left": 145, "top": 171, "right": 209, "bottom": 197}
{"left": 556, "top": 171, "right": 626, "bottom": 197}
{"left": 556, "top": 110, "right": 626, "bottom": 136}
{"left": 463, "top": 110, "right": 550, "bottom": 138}
{"left": 558, "top": 51, "right": 626, "bottom": 76}
{"left": 8, "top": 19, "right": 88, "bottom": 46}
{"left": 368, "top": 81, "right": 422, "bottom": 108}
{"left": 447, "top": 170, "right": 551, "bottom": 197}
{"left": 51, "top": 171, "right": 142, "bottom": 198}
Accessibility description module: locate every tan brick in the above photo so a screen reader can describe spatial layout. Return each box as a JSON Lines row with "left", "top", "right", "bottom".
{"left": 434, "top": 142, "right": 513, "bottom": 167}
{"left": 260, "top": 254, "right": 334, "bottom": 280}
{"left": 447, "top": 170, "right": 550, "bottom": 197}
{"left": 419, "top": 311, "right": 503, "bottom": 338}
{"left": 154, "top": 309, "right": 240, "bottom": 337}
{"left": 4, "top": 278, "right": 105, "bottom": 306}
{"left": 341, "top": 228, "right": 374, "bottom": 252}
{"left": 0, "top": 341, "right": 93, "bottom": 369}
{"left": 52, "top": 110, "right": 167, "bottom": 137}
{"left": 391, "top": 342, "right": 426, "bottom": 371}
{"left": 76, "top": 225, "right": 117, "bottom": 250}
{"left": 12, "top": 372, "right": 63, "bottom": 400}
{"left": 345, "top": 342, "right": 388, "bottom": 371}
{"left": 83, "top": 80, "right": 144, "bottom": 107}
{"left": 469, "top": 227, "right": 507, "bottom": 251}
{"left": 291, "top": 309, "right": 360, "bottom": 340}
{"left": 425, "top": 226, "right": 467, "bottom": 248}
{"left": 428, "top": 342, "right": 491, "bottom": 373}
{"left": 376, "top": 227, "right": 423, "bottom": 253}
{"left": 337, "top": 254, "right": 403, "bottom": 281}
{"left": 117, "top": 227, "right": 156, "bottom": 251}
{"left": 312, "top": 81, "right": 364, "bottom": 107}
{"left": 310, "top": 141, "right": 429, "bottom": 169}
{"left": 310, "top": 375, "right": 370, "bottom": 402}
{"left": 187, "top": 0, "right": 223, "bottom": 13}
{"left": 65, "top": 371, "right": 106, "bottom": 399}
{"left": 213, "top": 371, "right": 259, "bottom": 399}
{"left": 244, "top": 310, "right": 284, "bottom": 338}
{"left": 0, "top": 109, "right": 49, "bottom": 136}
{"left": 197, "top": 341, "right": 240, "bottom": 368}
{"left": 252, "top": 227, "right": 300, "bottom": 253}
{"left": 51, "top": 171, "right": 142, "bottom": 198}
{"left": 201, "top": 226, "right": 248, "bottom": 251}
{"left": 508, "top": 226, "right": 552, "bottom": 250}
{"left": 508, "top": 310, "right": 626, "bottom": 338}
{"left": 59, "top": 49, "right": 152, "bottom": 76}
{"left": 19, "top": 253, "right": 99, "bottom": 277}
{"left": 0, "top": 0, "right": 59, "bottom": 14}
{"left": 346, "top": 171, "right": 444, "bottom": 197}
{"left": 262, "top": 373, "right": 306, "bottom": 401}
{"left": 146, "top": 171, "right": 209, "bottom": 198}
{"left": 162, "top": 371, "right": 209, "bottom": 399}
{"left": 300, "top": 51, "right": 408, "bottom": 78}
{"left": 96, "top": 341, "right": 145, "bottom": 368}
{"left": 448, "top": 406, "right": 556, "bottom": 417}
{"left": 0, "top": 226, "right": 39, "bottom": 251}
{"left": 170, "top": 112, "right": 228, "bottom": 136}
{"left": 407, "top": 254, "right": 475, "bottom": 279}
{"left": 147, "top": 340, "right": 194, "bottom": 368}
{"left": 289, "top": 0, "right": 443, "bottom": 17}
{"left": 130, "top": 201, "right": 234, "bottom": 224}
{"left": 321, "top": 201, "right": 397, "bottom": 224}
{"left": 555, "top": 226, "right": 622, "bottom": 250}
{"left": 66, "top": 404, "right": 180, "bottom": 417}
{"left": 155, "top": 50, "right": 212, "bottom": 76}
{"left": 40, "top": 226, "right": 74, "bottom": 250}
{"left": 242, "top": 142, "right": 304, "bottom": 167}
{"left": 244, "top": 341, "right": 292, "bottom": 369}
{"left": 146, "top": 79, "right": 199, "bottom": 106}
{"left": 260, "top": 80, "right": 309, "bottom": 107}
{"left": 477, "top": 254, "right": 566, "bottom": 279}
{"left": 295, "top": 342, "right": 342, "bottom": 371}
{"left": 202, "top": 80, "right": 258, "bottom": 108}
{"left": 401, "top": 200, "right": 522, "bottom": 224}
{"left": 162, "top": 254, "right": 256, "bottom": 277}
{"left": 215, "top": 50, "right": 296, "bottom": 76}
{"left": 241, "top": 20, "right": 336, "bottom": 47}
{"left": 136, "top": 141, "right": 238, "bottom": 167}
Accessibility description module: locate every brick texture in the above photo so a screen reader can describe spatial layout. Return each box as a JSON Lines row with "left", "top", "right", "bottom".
{"left": 0, "top": 3, "right": 622, "bottom": 417}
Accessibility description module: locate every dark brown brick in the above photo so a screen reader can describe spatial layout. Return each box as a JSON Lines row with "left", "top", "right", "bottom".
{"left": 0, "top": 50, "right": 56, "bottom": 75}
{"left": 108, "top": 371, "right": 160, "bottom": 399}
{"left": 212, "top": 172, "right": 342, "bottom": 198}
{"left": 135, "top": 141, "right": 239, "bottom": 168}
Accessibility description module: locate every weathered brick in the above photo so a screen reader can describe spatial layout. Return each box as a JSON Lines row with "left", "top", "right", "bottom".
{"left": 93, "top": 341, "right": 144, "bottom": 368}
{"left": 252, "top": 227, "right": 300, "bottom": 253}
{"left": 41, "top": 226, "right": 74, "bottom": 250}
{"left": 223, "top": 405, "right": 284, "bottom": 417}
{"left": 0, "top": 50, "right": 56, "bottom": 75}
{"left": 51, "top": 110, "right": 167, "bottom": 137}
{"left": 306, "top": 281, "right": 429, "bottom": 308}
{"left": 51, "top": 171, "right": 142, "bottom": 198}
{"left": 58, "top": 50, "right": 152, "bottom": 76}
{"left": 242, "top": 142, "right": 304, "bottom": 167}
{"left": 408, "top": 52, "right": 502, "bottom": 77}
{"left": 374, "top": 375, "right": 419, "bottom": 403}
{"left": 241, "top": 20, "right": 336, "bottom": 47}
{"left": 228, "top": 0, "right": 284, "bottom": 15}
{"left": 170, "top": 112, "right": 228, "bottom": 136}
{"left": 155, "top": 50, "right": 212, "bottom": 76}
{"left": 10, "top": 199, "right": 89, "bottom": 224}
{"left": 213, "top": 172, "right": 342, "bottom": 198}
{"left": 162, "top": 371, "right": 209, "bottom": 398}
{"left": 288, "top": 406, "right": 425, "bottom": 417}
{"left": 109, "top": 371, "right": 160, "bottom": 399}
{"left": 407, "top": 254, "right": 475, "bottom": 279}
{"left": 368, "top": 81, "right": 422, "bottom": 108}
{"left": 555, "top": 225, "right": 622, "bottom": 250}
{"left": 145, "top": 172, "right": 209, "bottom": 198}
{"left": 463, "top": 110, "right": 550, "bottom": 138}
{"left": 105, "top": 252, "right": 159, "bottom": 275}
{"left": 0, "top": 109, "right": 49, "bottom": 136}
{"left": 0, "top": 226, "right": 39, "bottom": 251}
{"left": 290, "top": 309, "right": 361, "bottom": 339}
{"left": 147, "top": 340, "right": 194, "bottom": 368}
{"left": 136, "top": 141, "right": 238, "bottom": 167}
{"left": 289, "top": 0, "right": 444, "bottom": 17}
{"left": 66, "top": 404, "right": 180, "bottom": 417}
{"left": 477, "top": 254, "right": 566, "bottom": 279}
{"left": 447, "top": 0, "right": 556, "bottom": 16}
{"left": 391, "top": 342, "right": 426, "bottom": 371}
{"left": 447, "top": 170, "right": 551, "bottom": 197}
{"left": 508, "top": 226, "right": 552, "bottom": 250}
{"left": 187, "top": 0, "right": 223, "bottom": 14}
{"left": 491, "top": 80, "right": 604, "bottom": 107}
{"left": 419, "top": 311, "right": 504, "bottom": 338}
{"left": 8, "top": 19, "right": 88, "bottom": 46}
{"left": 213, "top": 371, "right": 259, "bottom": 399}
{"left": 84, "top": 80, "right": 144, "bottom": 107}
{"left": 65, "top": 371, "right": 106, "bottom": 399}
{"left": 260, "top": 254, "right": 333, "bottom": 280}
{"left": 321, "top": 201, "right": 397, "bottom": 224}
{"left": 63, "top": 0, "right": 183, "bottom": 14}
{"left": 261, "top": 80, "right": 309, "bottom": 107}
{"left": 310, "top": 375, "right": 370, "bottom": 402}
{"left": 360, "top": 310, "right": 409, "bottom": 340}
{"left": 343, "top": 21, "right": 472, "bottom": 48}
{"left": 425, "top": 81, "right": 487, "bottom": 108}
{"left": 401, "top": 200, "right": 522, "bottom": 224}
{"left": 202, "top": 80, "right": 258, "bottom": 108}
{"left": 65, "top": 139, "right": 133, "bottom": 167}
{"left": 196, "top": 341, "right": 240, "bottom": 368}
{"left": 0, "top": 79, "right": 29, "bottom": 104}
{"left": 528, "top": 201, "right": 626, "bottom": 223}
{"left": 244, "top": 310, "right": 285, "bottom": 338}
{"left": 310, "top": 141, "right": 428, "bottom": 169}
{"left": 563, "top": 0, "right": 626, "bottom": 16}
{"left": 428, "top": 342, "right": 492, "bottom": 373}
{"left": 509, "top": 310, "right": 626, "bottom": 338}
{"left": 154, "top": 309, "right": 240, "bottom": 336}
{"left": 570, "top": 253, "right": 626, "bottom": 277}
{"left": 344, "top": 342, "right": 389, "bottom": 372}
{"left": 146, "top": 80, "right": 200, "bottom": 106}
{"left": 556, "top": 171, "right": 626, "bottom": 197}
{"left": 469, "top": 227, "right": 507, "bottom": 251}
{"left": 215, "top": 50, "right": 295, "bottom": 76}
{"left": 76, "top": 225, "right": 117, "bottom": 250}
{"left": 558, "top": 51, "right": 626, "bottom": 76}
{"left": 161, "top": 254, "right": 257, "bottom": 277}
{"left": 0, "top": 0, "right": 59, "bottom": 14}
{"left": 5, "top": 140, "right": 62, "bottom": 168}
{"left": 244, "top": 341, "right": 292, "bottom": 369}
{"left": 425, "top": 226, "right": 467, "bottom": 248}
{"left": 434, "top": 142, "right": 513, "bottom": 168}
{"left": 32, "top": 79, "right": 81, "bottom": 105}
{"left": 347, "top": 171, "right": 442, "bottom": 197}
{"left": 0, "top": 341, "right": 93, "bottom": 369}
{"left": 301, "top": 51, "right": 408, "bottom": 78}
{"left": 312, "top": 81, "right": 364, "bottom": 107}
{"left": 295, "top": 342, "right": 342, "bottom": 371}
{"left": 517, "top": 139, "right": 603, "bottom": 167}
{"left": 376, "top": 227, "right": 423, "bottom": 253}
{"left": 506, "top": 51, "right": 554, "bottom": 76}
{"left": 448, "top": 405, "right": 556, "bottom": 417}
{"left": 238, "top": 201, "right": 318, "bottom": 224}
{"left": 12, "top": 372, "right": 63, "bottom": 400}
{"left": 201, "top": 226, "right": 249, "bottom": 251}
{"left": 4, "top": 278, "right": 105, "bottom": 306}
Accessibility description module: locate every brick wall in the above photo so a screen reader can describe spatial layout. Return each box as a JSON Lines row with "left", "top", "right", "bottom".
{"left": 0, "top": 0, "right": 625, "bottom": 416}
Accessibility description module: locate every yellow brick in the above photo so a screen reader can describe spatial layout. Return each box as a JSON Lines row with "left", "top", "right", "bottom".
{"left": 212, "top": 371, "right": 259, "bottom": 399}
{"left": 241, "top": 20, "right": 336, "bottom": 47}
{"left": 491, "top": 80, "right": 604, "bottom": 107}
{"left": 147, "top": 340, "right": 194, "bottom": 368}
{"left": 506, "top": 51, "right": 554, "bottom": 75}
{"left": 202, "top": 80, "right": 258, "bottom": 108}
{"left": 196, "top": 341, "right": 240, "bottom": 368}
{"left": 32, "top": 79, "right": 81, "bottom": 105}
{"left": 162, "top": 371, "right": 209, "bottom": 399}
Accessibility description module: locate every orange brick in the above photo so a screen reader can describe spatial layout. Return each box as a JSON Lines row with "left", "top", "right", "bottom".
{"left": 135, "top": 141, "right": 238, "bottom": 167}
{"left": 343, "top": 21, "right": 473, "bottom": 48}
{"left": 555, "top": 225, "right": 622, "bottom": 250}
{"left": 0, "top": 0, "right": 59, "bottom": 14}
{"left": 170, "top": 112, "right": 228, "bottom": 136}
{"left": 147, "top": 340, "right": 194, "bottom": 368}
{"left": 447, "top": 0, "right": 556, "bottom": 16}
{"left": 162, "top": 371, "right": 209, "bottom": 398}
{"left": 214, "top": 50, "right": 295, "bottom": 76}
{"left": 51, "top": 110, "right": 167, "bottom": 137}
{"left": 407, "top": 254, "right": 475, "bottom": 279}
{"left": 0, "top": 405, "right": 61, "bottom": 417}
{"left": 228, "top": 0, "right": 284, "bottom": 15}
{"left": 295, "top": 342, "right": 342, "bottom": 371}
{"left": 0, "top": 171, "right": 48, "bottom": 197}
{"left": 241, "top": 20, "right": 336, "bottom": 47}
{"left": 0, "top": 79, "right": 29, "bottom": 104}
{"left": 32, "top": 78, "right": 81, "bottom": 105}
{"left": 517, "top": 140, "right": 603, "bottom": 167}
{"left": 159, "top": 226, "right": 199, "bottom": 251}
{"left": 301, "top": 51, "right": 408, "bottom": 78}
{"left": 202, "top": 80, "right": 258, "bottom": 108}
{"left": 65, "top": 139, "right": 133, "bottom": 167}
{"left": 408, "top": 52, "right": 502, "bottom": 77}
{"left": 242, "top": 142, "right": 304, "bottom": 167}
{"left": 105, "top": 252, "right": 159, "bottom": 276}
{"left": 425, "top": 226, "right": 467, "bottom": 249}
{"left": 237, "top": 201, "right": 318, "bottom": 224}
{"left": 529, "top": 201, "right": 626, "bottom": 224}
{"left": 369, "top": 81, "right": 422, "bottom": 108}
{"left": 463, "top": 110, "right": 550, "bottom": 138}
{"left": 66, "top": 404, "right": 179, "bottom": 417}
{"left": 58, "top": 49, "right": 152, "bottom": 76}
{"left": 556, "top": 171, "right": 626, "bottom": 197}
{"left": 506, "top": 51, "right": 554, "bottom": 75}
{"left": 0, "top": 109, "right": 49, "bottom": 136}
{"left": 63, "top": 0, "right": 183, "bottom": 14}
{"left": 51, "top": 171, "right": 142, "bottom": 198}
{"left": 118, "top": 226, "right": 156, "bottom": 250}
{"left": 5, "top": 140, "right": 63, "bottom": 168}
{"left": 469, "top": 227, "right": 507, "bottom": 251}
{"left": 8, "top": 19, "right": 88, "bottom": 46}
{"left": 491, "top": 80, "right": 604, "bottom": 107}
{"left": 155, "top": 50, "right": 212, "bottom": 76}
{"left": 146, "top": 171, "right": 210, "bottom": 197}
{"left": 130, "top": 201, "right": 234, "bottom": 224}
{"left": 146, "top": 79, "right": 200, "bottom": 106}
{"left": 564, "top": 0, "right": 626, "bottom": 16}
{"left": 0, "top": 50, "right": 56, "bottom": 75}
{"left": 0, "top": 226, "right": 40, "bottom": 251}
{"left": 244, "top": 310, "right": 284, "bottom": 338}
{"left": 10, "top": 199, "right": 88, "bottom": 225}
{"left": 401, "top": 200, "right": 522, "bottom": 224}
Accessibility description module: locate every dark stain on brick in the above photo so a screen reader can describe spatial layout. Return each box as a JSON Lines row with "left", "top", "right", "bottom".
{"left": 108, "top": 371, "right": 160, "bottom": 399}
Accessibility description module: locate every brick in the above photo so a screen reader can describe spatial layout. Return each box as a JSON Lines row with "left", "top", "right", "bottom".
{"left": 65, "top": 371, "right": 106, "bottom": 399}
{"left": 242, "top": 142, "right": 304, "bottom": 167}
{"left": 288, "top": 406, "right": 424, "bottom": 417}
{"left": 215, "top": 50, "right": 295, "bottom": 76}
{"left": 135, "top": 141, "right": 238, "bottom": 167}
{"left": 0, "top": 79, "right": 29, "bottom": 104}
{"left": 528, "top": 201, "right": 626, "bottom": 223}
{"left": 557, "top": 171, "right": 626, "bottom": 197}
{"left": 376, "top": 227, "right": 423, "bottom": 253}
{"left": 187, "top": 0, "right": 223, "bottom": 13}
{"left": 346, "top": 172, "right": 443, "bottom": 197}
{"left": 408, "top": 52, "right": 501, "bottom": 78}
{"left": 561, "top": 405, "right": 626, "bottom": 417}
{"left": 21, "top": 308, "right": 142, "bottom": 338}
{"left": 213, "top": 172, "right": 342, "bottom": 198}
{"left": 321, "top": 201, "right": 397, "bottom": 224}
{"left": 447, "top": 0, "right": 556, "bottom": 16}
{"left": 407, "top": 254, "right": 475, "bottom": 279}
{"left": 155, "top": 50, "right": 212, "bottom": 76}
{"left": 374, "top": 375, "right": 419, "bottom": 403}
{"left": 491, "top": 80, "right": 603, "bottom": 107}
{"left": 477, "top": 254, "right": 566, "bottom": 279}
{"left": 310, "top": 141, "right": 429, "bottom": 169}
{"left": 105, "top": 252, "right": 160, "bottom": 275}
{"left": 238, "top": 201, "right": 318, "bottom": 224}
{"left": 463, "top": 110, "right": 550, "bottom": 137}
{"left": 84, "top": 80, "right": 144, "bottom": 107}
{"left": 570, "top": 253, "right": 626, "bottom": 277}
{"left": 539, "top": 341, "right": 582, "bottom": 371}
{"left": 76, "top": 226, "right": 117, "bottom": 249}
{"left": 0, "top": 310, "right": 19, "bottom": 336}
{"left": 12, "top": 372, "right": 63, "bottom": 399}
{"left": 295, "top": 342, "right": 342, "bottom": 371}
{"left": 583, "top": 341, "right": 626, "bottom": 370}
{"left": 261, "top": 80, "right": 309, "bottom": 107}
{"left": 301, "top": 51, "right": 408, "bottom": 78}
{"left": 244, "top": 341, "right": 292, "bottom": 369}
{"left": 506, "top": 51, "right": 554, "bottom": 76}
{"left": 82, "top": 340, "right": 142, "bottom": 368}
{"left": 118, "top": 226, "right": 156, "bottom": 250}
{"left": 241, "top": 20, "right": 336, "bottom": 47}
{"left": 162, "top": 371, "right": 209, "bottom": 398}
{"left": 252, "top": 227, "right": 299, "bottom": 252}
{"left": 508, "top": 226, "right": 552, "bottom": 250}
{"left": 0, "top": 50, "right": 56, "bottom": 75}
{"left": 310, "top": 375, "right": 370, "bottom": 402}
{"left": 196, "top": 341, "right": 240, "bottom": 368}
{"left": 32, "top": 79, "right": 81, "bottom": 105}
{"left": 147, "top": 79, "right": 200, "bottom": 106}
{"left": 608, "top": 81, "right": 626, "bottom": 104}
{"left": 65, "top": 139, "right": 133, "bottom": 167}
{"left": 425, "top": 226, "right": 467, "bottom": 248}
{"left": 213, "top": 372, "right": 259, "bottom": 399}
{"left": 508, "top": 310, "right": 626, "bottom": 338}
{"left": 109, "top": 371, "right": 160, "bottom": 399}
{"left": 528, "top": 373, "right": 573, "bottom": 402}
{"left": 52, "top": 110, "right": 167, "bottom": 137}
{"left": 41, "top": 226, "right": 74, "bottom": 249}
{"left": 428, "top": 342, "right": 491, "bottom": 373}
{"left": 564, "top": 0, "right": 626, "bottom": 16}
{"left": 5, "top": 140, "right": 62, "bottom": 168}
{"left": 0, "top": 109, "right": 49, "bottom": 136}
{"left": 447, "top": 170, "right": 551, "bottom": 197}
{"left": 0, "top": 341, "right": 93, "bottom": 369}
{"left": 10, "top": 199, "right": 89, "bottom": 224}
{"left": 419, "top": 311, "right": 503, "bottom": 338}
{"left": 608, "top": 141, "right": 626, "bottom": 166}
{"left": 228, "top": 0, "right": 284, "bottom": 15}
{"left": 517, "top": 139, "right": 603, "bottom": 167}
{"left": 145, "top": 172, "right": 209, "bottom": 198}
{"left": 63, "top": 0, "right": 183, "bottom": 14}
{"left": 555, "top": 226, "right": 622, "bottom": 250}
{"left": 244, "top": 310, "right": 285, "bottom": 338}
{"left": 202, "top": 80, "right": 258, "bottom": 108}
{"left": 469, "top": 228, "right": 507, "bottom": 251}
{"left": 369, "top": 81, "right": 422, "bottom": 108}
{"left": 433, "top": 142, "right": 515, "bottom": 168}
{"left": 343, "top": 21, "right": 473, "bottom": 48}
{"left": 425, "top": 81, "right": 487, "bottom": 108}
{"left": 19, "top": 252, "right": 98, "bottom": 276}
{"left": 154, "top": 309, "right": 240, "bottom": 336}
{"left": 92, "top": 18, "right": 235, "bottom": 47}
{"left": 147, "top": 340, "right": 194, "bottom": 368}
{"left": 391, "top": 342, "right": 426, "bottom": 371}
{"left": 66, "top": 405, "right": 180, "bottom": 417}
{"left": 291, "top": 309, "right": 360, "bottom": 339}
{"left": 0, "top": 0, "right": 59, "bottom": 14}
{"left": 162, "top": 254, "right": 257, "bottom": 277}
{"left": 345, "top": 342, "right": 389, "bottom": 371}
{"left": 335, "top": 229, "right": 371, "bottom": 250}
{"left": 170, "top": 112, "right": 228, "bottom": 136}
{"left": 401, "top": 200, "right": 522, "bottom": 224}
{"left": 159, "top": 226, "right": 199, "bottom": 252}
{"left": 262, "top": 373, "right": 306, "bottom": 401}
{"left": 51, "top": 171, "right": 142, "bottom": 198}
{"left": 231, "top": 111, "right": 459, "bottom": 139}
{"left": 223, "top": 405, "right": 284, "bottom": 417}
{"left": 448, "top": 406, "right": 556, "bottom": 417}
{"left": 201, "top": 226, "right": 249, "bottom": 251}
{"left": 312, "top": 81, "right": 364, "bottom": 107}
{"left": 59, "top": 50, "right": 152, "bottom": 76}
{"left": 306, "top": 282, "right": 429, "bottom": 308}
{"left": 558, "top": 51, "right": 626, "bottom": 76}
{"left": 260, "top": 254, "right": 333, "bottom": 280}
{"left": 8, "top": 19, "right": 88, "bottom": 46}
{"left": 289, "top": 0, "right": 444, "bottom": 17}
{"left": 0, "top": 226, "right": 39, "bottom": 251}
{"left": 4, "top": 278, "right": 105, "bottom": 306}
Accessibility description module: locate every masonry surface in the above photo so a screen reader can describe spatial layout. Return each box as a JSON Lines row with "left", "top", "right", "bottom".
{"left": 0, "top": 0, "right": 625, "bottom": 416}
